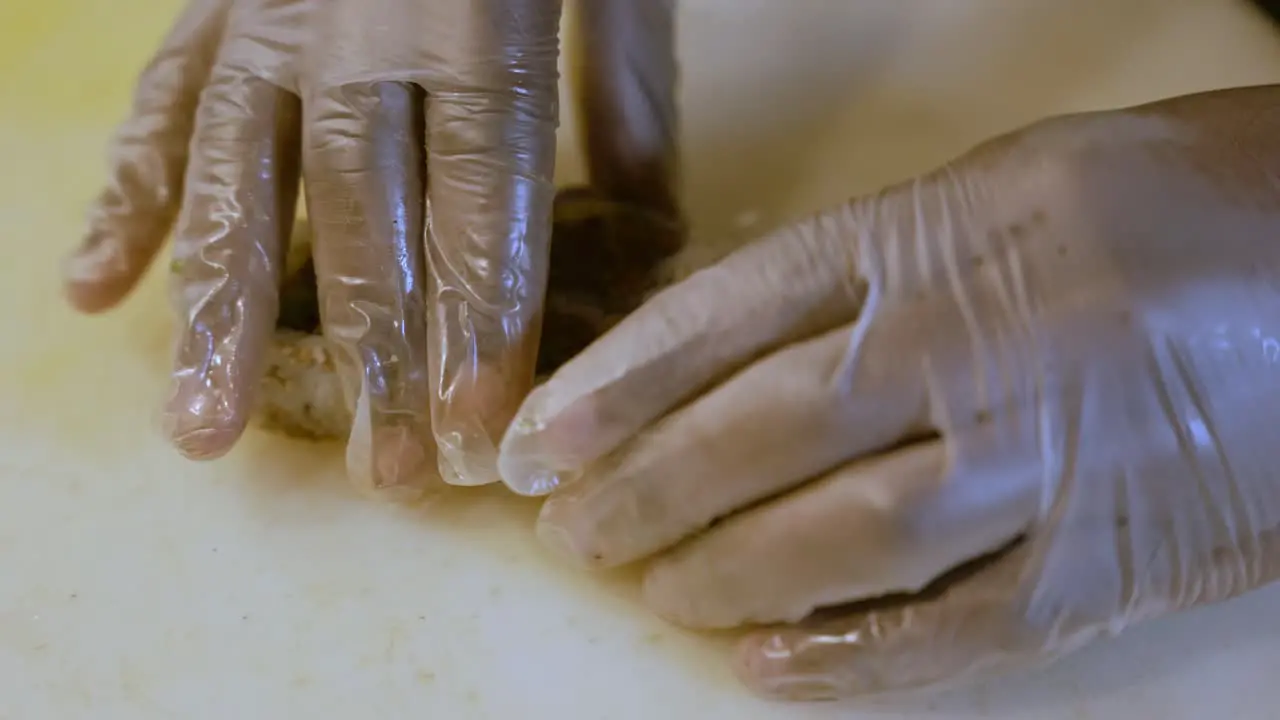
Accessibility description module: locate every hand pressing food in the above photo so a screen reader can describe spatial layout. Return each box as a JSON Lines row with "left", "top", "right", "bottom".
{"left": 63, "top": 0, "right": 682, "bottom": 494}
{"left": 499, "top": 85, "right": 1280, "bottom": 700}
{"left": 258, "top": 186, "right": 680, "bottom": 440}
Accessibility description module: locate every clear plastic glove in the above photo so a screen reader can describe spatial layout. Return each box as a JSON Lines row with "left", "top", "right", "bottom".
{"left": 498, "top": 85, "right": 1280, "bottom": 699}
{"left": 571, "top": 0, "right": 682, "bottom": 258}
{"left": 63, "top": 0, "right": 562, "bottom": 495}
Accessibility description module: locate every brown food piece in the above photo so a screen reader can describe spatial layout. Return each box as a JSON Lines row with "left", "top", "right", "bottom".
{"left": 259, "top": 185, "right": 683, "bottom": 439}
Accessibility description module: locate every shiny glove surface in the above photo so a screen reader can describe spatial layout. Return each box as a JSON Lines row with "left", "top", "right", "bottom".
{"left": 63, "top": 0, "right": 563, "bottom": 495}
{"left": 499, "top": 85, "right": 1280, "bottom": 699}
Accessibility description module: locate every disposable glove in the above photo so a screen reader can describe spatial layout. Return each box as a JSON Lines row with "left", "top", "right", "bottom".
{"left": 499, "top": 85, "right": 1280, "bottom": 699}
{"left": 63, "top": 0, "right": 563, "bottom": 495}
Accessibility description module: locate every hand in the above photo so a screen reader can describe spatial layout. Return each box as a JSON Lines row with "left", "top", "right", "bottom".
{"left": 63, "top": 0, "right": 562, "bottom": 495}
{"left": 497, "top": 85, "right": 1280, "bottom": 699}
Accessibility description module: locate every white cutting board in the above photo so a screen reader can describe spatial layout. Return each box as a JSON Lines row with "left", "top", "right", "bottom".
{"left": 3, "top": 1, "right": 1280, "bottom": 718}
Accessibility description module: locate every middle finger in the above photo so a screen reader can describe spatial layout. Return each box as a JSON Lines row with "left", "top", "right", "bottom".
{"left": 642, "top": 439, "right": 1039, "bottom": 630}
{"left": 536, "top": 317, "right": 930, "bottom": 569}
{"left": 304, "top": 81, "right": 435, "bottom": 498}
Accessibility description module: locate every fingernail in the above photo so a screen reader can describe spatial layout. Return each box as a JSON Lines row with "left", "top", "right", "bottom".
{"left": 436, "top": 456, "right": 465, "bottom": 486}
{"left": 343, "top": 426, "right": 434, "bottom": 503}
{"left": 431, "top": 358, "right": 524, "bottom": 486}
{"left": 496, "top": 393, "right": 590, "bottom": 496}
{"left": 735, "top": 636, "right": 839, "bottom": 702}
{"left": 433, "top": 427, "right": 499, "bottom": 487}
{"left": 372, "top": 427, "right": 431, "bottom": 491}
{"left": 497, "top": 449, "right": 571, "bottom": 496}
{"left": 62, "top": 234, "right": 129, "bottom": 313}
{"left": 170, "top": 426, "right": 239, "bottom": 460}
{"left": 163, "top": 387, "right": 241, "bottom": 461}
{"left": 496, "top": 413, "right": 556, "bottom": 495}
{"left": 535, "top": 519, "right": 586, "bottom": 564}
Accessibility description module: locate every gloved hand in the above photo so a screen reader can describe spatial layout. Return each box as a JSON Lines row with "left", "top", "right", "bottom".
{"left": 498, "top": 85, "right": 1280, "bottom": 699}
{"left": 63, "top": 0, "right": 563, "bottom": 495}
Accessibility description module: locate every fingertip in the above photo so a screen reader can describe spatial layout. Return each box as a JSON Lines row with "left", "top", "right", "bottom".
{"left": 375, "top": 427, "right": 429, "bottom": 483}
{"left": 163, "top": 392, "right": 245, "bottom": 461}
{"left": 347, "top": 434, "right": 434, "bottom": 503}
{"left": 433, "top": 430, "right": 500, "bottom": 487}
{"left": 496, "top": 443, "right": 573, "bottom": 496}
{"left": 534, "top": 515, "right": 590, "bottom": 565}
{"left": 170, "top": 426, "right": 241, "bottom": 461}
{"left": 734, "top": 630, "right": 842, "bottom": 702}
{"left": 432, "top": 359, "right": 525, "bottom": 487}
{"left": 534, "top": 501, "right": 606, "bottom": 568}
{"left": 344, "top": 395, "right": 436, "bottom": 502}
{"left": 63, "top": 277, "right": 123, "bottom": 315}
{"left": 640, "top": 555, "right": 718, "bottom": 629}
{"left": 370, "top": 426, "right": 435, "bottom": 502}
{"left": 496, "top": 386, "right": 598, "bottom": 496}
{"left": 61, "top": 235, "right": 141, "bottom": 313}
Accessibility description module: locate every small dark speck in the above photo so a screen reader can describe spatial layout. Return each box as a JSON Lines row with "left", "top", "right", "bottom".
{"left": 242, "top": 615, "right": 249, "bottom": 620}
{"left": 1031, "top": 209, "right": 1048, "bottom": 225}
{"left": 974, "top": 410, "right": 992, "bottom": 424}
{"left": 972, "top": 256, "right": 985, "bottom": 268}
{"left": 1057, "top": 244, "right": 1068, "bottom": 257}
{"left": 69, "top": 594, "right": 77, "bottom": 600}
{"left": 1007, "top": 223, "right": 1028, "bottom": 240}
{"left": 418, "top": 616, "right": 426, "bottom": 621}
{"left": 211, "top": 547, "right": 219, "bottom": 553}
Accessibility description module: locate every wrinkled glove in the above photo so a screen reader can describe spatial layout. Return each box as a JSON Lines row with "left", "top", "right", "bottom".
{"left": 498, "top": 85, "right": 1280, "bottom": 699}
{"left": 63, "top": 0, "right": 563, "bottom": 495}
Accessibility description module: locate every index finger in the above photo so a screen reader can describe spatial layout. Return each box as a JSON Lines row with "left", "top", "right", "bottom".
{"left": 497, "top": 210, "right": 868, "bottom": 495}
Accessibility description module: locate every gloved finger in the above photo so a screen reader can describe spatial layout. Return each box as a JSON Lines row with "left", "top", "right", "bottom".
{"left": 422, "top": 61, "right": 560, "bottom": 487}
{"left": 574, "top": 0, "right": 682, "bottom": 254}
{"left": 304, "top": 81, "right": 435, "bottom": 499}
{"left": 166, "top": 71, "right": 301, "bottom": 460}
{"left": 64, "top": 0, "right": 230, "bottom": 313}
{"left": 499, "top": 210, "right": 867, "bottom": 495}
{"left": 640, "top": 440, "right": 1038, "bottom": 630}
{"left": 729, "top": 479, "right": 1280, "bottom": 701}
{"left": 536, "top": 318, "right": 930, "bottom": 569}
{"left": 731, "top": 541, "right": 1036, "bottom": 702}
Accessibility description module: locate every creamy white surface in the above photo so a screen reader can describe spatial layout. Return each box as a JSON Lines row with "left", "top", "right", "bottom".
{"left": 3, "top": 0, "right": 1280, "bottom": 717}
